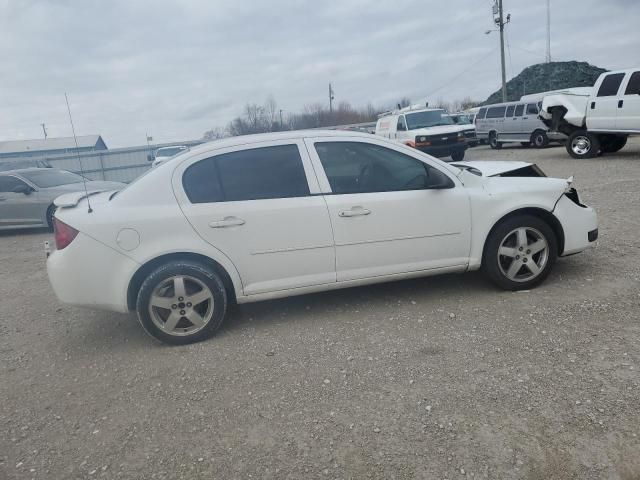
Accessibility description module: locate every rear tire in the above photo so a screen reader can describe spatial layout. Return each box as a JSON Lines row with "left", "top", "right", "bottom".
{"left": 489, "top": 132, "right": 502, "bottom": 150}
{"left": 136, "top": 260, "right": 228, "bottom": 345}
{"left": 600, "top": 135, "right": 627, "bottom": 153}
{"left": 566, "top": 130, "right": 600, "bottom": 159}
{"left": 531, "top": 130, "right": 549, "bottom": 149}
{"left": 46, "top": 205, "right": 56, "bottom": 232}
{"left": 451, "top": 150, "right": 465, "bottom": 162}
{"left": 482, "top": 215, "right": 558, "bottom": 291}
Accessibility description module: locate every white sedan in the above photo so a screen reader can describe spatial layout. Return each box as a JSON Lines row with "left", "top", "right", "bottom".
{"left": 47, "top": 131, "right": 598, "bottom": 345}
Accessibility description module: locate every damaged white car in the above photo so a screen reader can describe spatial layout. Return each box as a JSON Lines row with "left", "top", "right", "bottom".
{"left": 46, "top": 131, "right": 598, "bottom": 344}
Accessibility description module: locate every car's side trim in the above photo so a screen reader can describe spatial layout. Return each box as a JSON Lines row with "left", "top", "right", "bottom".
{"left": 236, "top": 263, "right": 468, "bottom": 304}
{"left": 335, "top": 231, "right": 461, "bottom": 247}
{"left": 251, "top": 243, "right": 334, "bottom": 255}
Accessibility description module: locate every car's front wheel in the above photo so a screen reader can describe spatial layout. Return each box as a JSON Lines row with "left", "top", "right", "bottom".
{"left": 489, "top": 132, "right": 502, "bottom": 150}
{"left": 451, "top": 150, "right": 465, "bottom": 162}
{"left": 483, "top": 215, "right": 557, "bottom": 290}
{"left": 136, "top": 260, "right": 227, "bottom": 345}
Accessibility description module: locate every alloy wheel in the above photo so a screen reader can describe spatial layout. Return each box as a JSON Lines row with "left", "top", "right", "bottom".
{"left": 571, "top": 135, "right": 592, "bottom": 156}
{"left": 148, "top": 275, "right": 214, "bottom": 336}
{"left": 497, "top": 227, "right": 549, "bottom": 282}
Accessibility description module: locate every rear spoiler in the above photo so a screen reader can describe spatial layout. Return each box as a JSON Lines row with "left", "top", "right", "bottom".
{"left": 54, "top": 190, "right": 107, "bottom": 208}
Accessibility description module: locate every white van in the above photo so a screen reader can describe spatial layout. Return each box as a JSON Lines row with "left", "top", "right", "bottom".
{"left": 475, "top": 102, "right": 564, "bottom": 149}
{"left": 375, "top": 106, "right": 468, "bottom": 161}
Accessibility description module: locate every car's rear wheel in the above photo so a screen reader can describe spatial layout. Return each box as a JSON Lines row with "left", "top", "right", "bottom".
{"left": 136, "top": 261, "right": 227, "bottom": 345}
{"left": 46, "top": 204, "right": 56, "bottom": 232}
{"left": 489, "top": 132, "right": 502, "bottom": 150}
{"left": 600, "top": 135, "right": 627, "bottom": 154}
{"left": 531, "top": 130, "right": 549, "bottom": 149}
{"left": 451, "top": 150, "right": 465, "bottom": 162}
{"left": 483, "top": 215, "right": 557, "bottom": 290}
{"left": 567, "top": 130, "right": 600, "bottom": 159}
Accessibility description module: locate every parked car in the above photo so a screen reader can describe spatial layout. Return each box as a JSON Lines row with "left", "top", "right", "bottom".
{"left": 540, "top": 67, "right": 640, "bottom": 158}
{"left": 444, "top": 113, "right": 478, "bottom": 146}
{"left": 151, "top": 145, "right": 188, "bottom": 167}
{"left": 47, "top": 131, "right": 598, "bottom": 345}
{"left": 375, "top": 105, "right": 468, "bottom": 161}
{"left": 0, "top": 168, "right": 124, "bottom": 230}
{"left": 0, "top": 158, "right": 52, "bottom": 171}
{"left": 475, "top": 101, "right": 565, "bottom": 149}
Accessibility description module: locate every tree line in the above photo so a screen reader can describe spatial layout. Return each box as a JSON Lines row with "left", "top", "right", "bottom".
{"left": 202, "top": 95, "right": 479, "bottom": 140}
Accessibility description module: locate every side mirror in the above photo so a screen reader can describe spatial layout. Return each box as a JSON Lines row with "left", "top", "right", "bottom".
{"left": 147, "top": 154, "right": 154, "bottom": 162}
{"left": 13, "top": 184, "right": 33, "bottom": 195}
{"left": 426, "top": 169, "right": 454, "bottom": 190}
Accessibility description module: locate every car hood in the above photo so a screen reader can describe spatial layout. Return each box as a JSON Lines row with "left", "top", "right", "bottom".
{"left": 451, "top": 161, "right": 544, "bottom": 177}
{"left": 409, "top": 125, "right": 469, "bottom": 136}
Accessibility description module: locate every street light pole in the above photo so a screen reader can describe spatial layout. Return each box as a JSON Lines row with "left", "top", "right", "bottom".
{"left": 498, "top": 0, "right": 508, "bottom": 102}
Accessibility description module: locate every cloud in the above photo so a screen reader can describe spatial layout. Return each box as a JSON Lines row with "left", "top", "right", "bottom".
{"left": 0, "top": 0, "right": 638, "bottom": 146}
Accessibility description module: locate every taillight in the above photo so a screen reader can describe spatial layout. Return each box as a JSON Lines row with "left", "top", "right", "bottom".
{"left": 53, "top": 219, "right": 79, "bottom": 250}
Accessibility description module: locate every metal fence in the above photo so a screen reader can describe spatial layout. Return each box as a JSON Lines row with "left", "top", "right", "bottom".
{"left": 38, "top": 140, "right": 203, "bottom": 183}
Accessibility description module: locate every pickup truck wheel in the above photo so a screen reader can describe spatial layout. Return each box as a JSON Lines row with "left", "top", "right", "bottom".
{"left": 600, "top": 135, "right": 628, "bottom": 154}
{"left": 489, "top": 132, "right": 502, "bottom": 150}
{"left": 567, "top": 130, "right": 600, "bottom": 159}
{"left": 531, "top": 130, "right": 549, "bottom": 148}
{"left": 483, "top": 215, "right": 557, "bottom": 291}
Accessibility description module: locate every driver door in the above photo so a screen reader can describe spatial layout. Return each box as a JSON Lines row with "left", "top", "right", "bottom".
{"left": 0, "top": 175, "right": 42, "bottom": 228}
{"left": 304, "top": 137, "right": 471, "bottom": 281}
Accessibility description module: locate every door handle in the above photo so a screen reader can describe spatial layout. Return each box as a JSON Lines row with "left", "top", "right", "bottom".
{"left": 591, "top": 101, "right": 596, "bottom": 109}
{"left": 618, "top": 100, "right": 624, "bottom": 108}
{"left": 339, "top": 207, "right": 371, "bottom": 218}
{"left": 209, "top": 216, "right": 245, "bottom": 228}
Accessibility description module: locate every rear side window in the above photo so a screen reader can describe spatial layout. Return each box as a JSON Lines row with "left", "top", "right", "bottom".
{"left": 514, "top": 104, "right": 524, "bottom": 117}
{"left": 527, "top": 104, "right": 539, "bottom": 115}
{"left": 597, "top": 73, "right": 625, "bottom": 97}
{"left": 505, "top": 105, "right": 515, "bottom": 117}
{"left": 486, "top": 106, "right": 506, "bottom": 119}
{"left": 476, "top": 108, "right": 487, "bottom": 120}
{"left": 624, "top": 71, "right": 640, "bottom": 95}
{"left": 183, "top": 144, "right": 309, "bottom": 203}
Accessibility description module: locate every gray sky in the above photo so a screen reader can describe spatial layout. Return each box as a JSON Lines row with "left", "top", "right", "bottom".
{"left": 1, "top": 0, "right": 638, "bottom": 147}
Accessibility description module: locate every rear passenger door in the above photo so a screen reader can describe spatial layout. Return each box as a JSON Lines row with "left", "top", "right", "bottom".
{"left": 174, "top": 140, "right": 336, "bottom": 296}
{"left": 589, "top": 72, "right": 625, "bottom": 130}
{"left": 617, "top": 71, "right": 640, "bottom": 131}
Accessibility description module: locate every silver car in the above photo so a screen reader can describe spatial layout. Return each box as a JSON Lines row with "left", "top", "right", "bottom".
{"left": 0, "top": 168, "right": 124, "bottom": 231}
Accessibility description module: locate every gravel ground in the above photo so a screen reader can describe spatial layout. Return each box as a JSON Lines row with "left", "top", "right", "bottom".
{"left": 1, "top": 139, "right": 639, "bottom": 480}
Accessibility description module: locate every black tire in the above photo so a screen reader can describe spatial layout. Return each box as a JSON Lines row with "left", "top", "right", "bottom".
{"left": 489, "top": 132, "right": 502, "bottom": 150}
{"left": 451, "top": 150, "right": 465, "bottom": 162}
{"left": 136, "top": 260, "right": 228, "bottom": 345}
{"left": 482, "top": 215, "right": 558, "bottom": 291}
{"left": 600, "top": 135, "right": 628, "bottom": 154}
{"left": 46, "top": 204, "right": 56, "bottom": 232}
{"left": 531, "top": 130, "right": 549, "bottom": 149}
{"left": 566, "top": 130, "right": 600, "bottom": 159}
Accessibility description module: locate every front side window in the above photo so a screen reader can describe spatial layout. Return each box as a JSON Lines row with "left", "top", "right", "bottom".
{"left": 527, "top": 104, "right": 539, "bottom": 115}
{"left": 597, "top": 73, "right": 625, "bottom": 97}
{"left": 20, "top": 170, "right": 84, "bottom": 188}
{"left": 315, "top": 141, "right": 452, "bottom": 194}
{"left": 183, "top": 144, "right": 309, "bottom": 203}
{"left": 624, "top": 71, "right": 640, "bottom": 95}
{"left": 476, "top": 108, "right": 487, "bottom": 120}
{"left": 514, "top": 104, "right": 524, "bottom": 117}
{"left": 486, "top": 106, "right": 506, "bottom": 118}
{"left": 0, "top": 176, "right": 28, "bottom": 193}
{"left": 396, "top": 116, "right": 407, "bottom": 131}
{"left": 505, "top": 105, "right": 515, "bottom": 117}
{"left": 405, "top": 110, "right": 453, "bottom": 130}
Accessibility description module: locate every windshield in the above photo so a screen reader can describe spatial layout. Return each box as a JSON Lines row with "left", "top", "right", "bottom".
{"left": 155, "top": 147, "right": 185, "bottom": 158}
{"left": 450, "top": 114, "right": 472, "bottom": 125}
{"left": 20, "top": 170, "right": 85, "bottom": 188}
{"left": 405, "top": 111, "right": 454, "bottom": 130}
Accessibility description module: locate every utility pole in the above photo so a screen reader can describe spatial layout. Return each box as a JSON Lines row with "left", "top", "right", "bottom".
{"left": 328, "top": 83, "right": 335, "bottom": 114}
{"left": 40, "top": 123, "right": 48, "bottom": 139}
{"left": 545, "top": 0, "right": 551, "bottom": 63}
{"left": 497, "top": 0, "right": 508, "bottom": 102}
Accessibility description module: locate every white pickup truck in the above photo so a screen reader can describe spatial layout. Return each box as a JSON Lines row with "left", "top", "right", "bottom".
{"left": 540, "top": 68, "right": 640, "bottom": 158}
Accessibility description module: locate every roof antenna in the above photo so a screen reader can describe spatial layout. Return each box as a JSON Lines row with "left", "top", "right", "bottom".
{"left": 64, "top": 93, "right": 92, "bottom": 213}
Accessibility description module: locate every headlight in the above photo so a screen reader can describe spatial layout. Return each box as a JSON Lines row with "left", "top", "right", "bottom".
{"left": 419, "top": 136, "right": 427, "bottom": 142}
{"left": 457, "top": 132, "right": 464, "bottom": 138}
